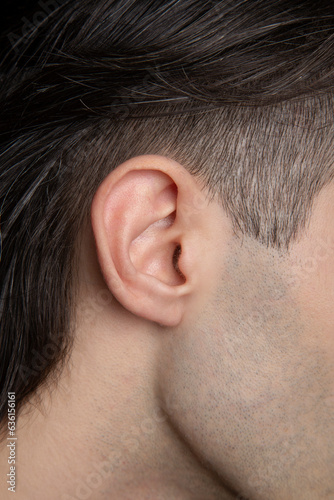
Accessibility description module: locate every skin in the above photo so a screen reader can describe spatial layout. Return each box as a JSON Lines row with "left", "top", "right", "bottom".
{"left": 0, "top": 155, "right": 333, "bottom": 499}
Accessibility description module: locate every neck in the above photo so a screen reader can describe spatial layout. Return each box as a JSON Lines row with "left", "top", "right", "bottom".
{"left": 0, "top": 319, "right": 236, "bottom": 500}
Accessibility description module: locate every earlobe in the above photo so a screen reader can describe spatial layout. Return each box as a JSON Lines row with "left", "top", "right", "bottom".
{"left": 91, "top": 156, "right": 204, "bottom": 327}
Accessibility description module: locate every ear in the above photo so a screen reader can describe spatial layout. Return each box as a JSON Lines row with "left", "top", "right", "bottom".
{"left": 91, "top": 155, "right": 210, "bottom": 327}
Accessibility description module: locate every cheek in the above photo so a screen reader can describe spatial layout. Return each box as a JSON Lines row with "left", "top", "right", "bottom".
{"left": 159, "top": 291, "right": 333, "bottom": 495}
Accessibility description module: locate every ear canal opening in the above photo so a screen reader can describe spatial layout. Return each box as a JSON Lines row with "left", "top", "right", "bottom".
{"left": 172, "top": 244, "right": 186, "bottom": 281}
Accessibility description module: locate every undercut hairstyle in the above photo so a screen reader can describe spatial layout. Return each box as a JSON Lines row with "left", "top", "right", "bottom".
{"left": 1, "top": 0, "right": 334, "bottom": 435}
